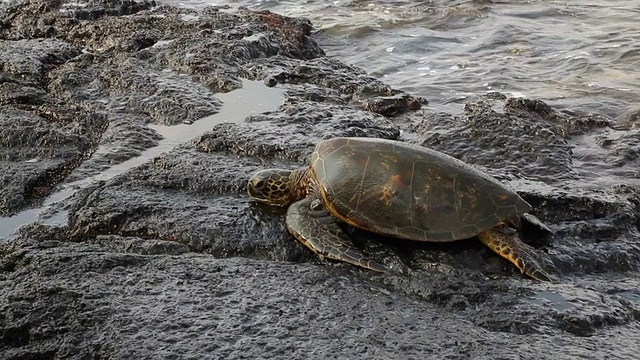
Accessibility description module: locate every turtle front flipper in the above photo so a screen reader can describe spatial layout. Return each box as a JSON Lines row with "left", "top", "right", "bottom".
{"left": 477, "top": 225, "right": 556, "bottom": 282}
{"left": 286, "top": 198, "right": 387, "bottom": 272}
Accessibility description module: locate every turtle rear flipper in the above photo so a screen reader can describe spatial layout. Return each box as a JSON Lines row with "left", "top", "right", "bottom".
{"left": 477, "top": 225, "right": 557, "bottom": 282}
{"left": 286, "top": 198, "right": 387, "bottom": 272}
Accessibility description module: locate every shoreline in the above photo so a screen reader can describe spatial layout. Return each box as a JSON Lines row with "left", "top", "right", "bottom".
{"left": 1, "top": 1, "right": 639, "bottom": 359}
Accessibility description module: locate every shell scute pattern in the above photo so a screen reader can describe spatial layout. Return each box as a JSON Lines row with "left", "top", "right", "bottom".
{"left": 310, "top": 137, "right": 531, "bottom": 242}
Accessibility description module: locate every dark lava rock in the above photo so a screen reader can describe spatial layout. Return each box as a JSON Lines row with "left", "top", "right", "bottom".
{"left": 1, "top": 0, "right": 640, "bottom": 359}
{"left": 407, "top": 97, "right": 576, "bottom": 183}
{"left": 2, "top": 239, "right": 639, "bottom": 359}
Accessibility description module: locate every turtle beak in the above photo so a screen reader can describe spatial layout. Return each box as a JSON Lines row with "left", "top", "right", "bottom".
{"left": 246, "top": 179, "right": 266, "bottom": 201}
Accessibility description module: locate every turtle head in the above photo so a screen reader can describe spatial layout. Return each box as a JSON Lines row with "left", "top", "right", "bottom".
{"left": 247, "top": 169, "right": 308, "bottom": 207}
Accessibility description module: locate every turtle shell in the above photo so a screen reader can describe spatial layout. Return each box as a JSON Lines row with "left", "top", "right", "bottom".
{"left": 310, "top": 137, "right": 532, "bottom": 242}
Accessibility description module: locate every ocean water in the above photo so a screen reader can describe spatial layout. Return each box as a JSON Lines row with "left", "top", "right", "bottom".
{"left": 168, "top": 0, "right": 639, "bottom": 118}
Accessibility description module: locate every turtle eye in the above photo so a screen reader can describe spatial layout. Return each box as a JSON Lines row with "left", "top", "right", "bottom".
{"left": 254, "top": 180, "right": 265, "bottom": 190}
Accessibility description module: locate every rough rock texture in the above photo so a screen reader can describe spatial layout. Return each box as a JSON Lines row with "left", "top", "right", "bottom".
{"left": 1, "top": 1, "right": 639, "bottom": 359}
{"left": 2, "top": 239, "right": 639, "bottom": 359}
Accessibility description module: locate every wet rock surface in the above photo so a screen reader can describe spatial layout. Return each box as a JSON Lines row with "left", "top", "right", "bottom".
{"left": 1, "top": 0, "right": 639, "bottom": 359}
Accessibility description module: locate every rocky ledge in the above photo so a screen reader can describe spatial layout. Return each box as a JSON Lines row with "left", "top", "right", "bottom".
{"left": 1, "top": 1, "right": 639, "bottom": 359}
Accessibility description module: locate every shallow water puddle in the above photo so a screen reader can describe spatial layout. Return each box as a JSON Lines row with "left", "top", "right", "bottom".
{"left": 524, "top": 289, "right": 576, "bottom": 312}
{"left": 0, "top": 80, "right": 286, "bottom": 242}
{"left": 569, "top": 127, "right": 640, "bottom": 188}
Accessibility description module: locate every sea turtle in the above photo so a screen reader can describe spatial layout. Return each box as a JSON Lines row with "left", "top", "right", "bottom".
{"left": 247, "top": 137, "right": 555, "bottom": 281}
